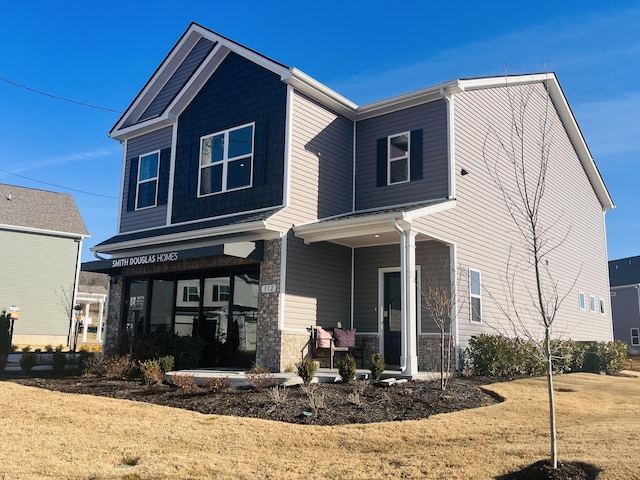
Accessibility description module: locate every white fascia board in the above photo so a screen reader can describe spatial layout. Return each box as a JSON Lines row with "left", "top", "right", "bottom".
{"left": 286, "top": 68, "right": 358, "bottom": 119}
{"left": 356, "top": 80, "right": 463, "bottom": 121}
{"left": 610, "top": 284, "right": 640, "bottom": 290}
{"left": 91, "top": 221, "right": 278, "bottom": 255}
{"left": 0, "top": 224, "right": 88, "bottom": 240}
{"left": 110, "top": 115, "right": 177, "bottom": 142}
{"left": 403, "top": 199, "right": 456, "bottom": 221}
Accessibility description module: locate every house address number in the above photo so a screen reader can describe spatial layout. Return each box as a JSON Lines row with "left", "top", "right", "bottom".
{"left": 261, "top": 284, "right": 277, "bottom": 293}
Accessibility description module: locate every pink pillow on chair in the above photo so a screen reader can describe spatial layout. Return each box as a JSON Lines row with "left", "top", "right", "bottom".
{"left": 316, "top": 327, "right": 333, "bottom": 348}
{"left": 333, "top": 328, "right": 356, "bottom": 348}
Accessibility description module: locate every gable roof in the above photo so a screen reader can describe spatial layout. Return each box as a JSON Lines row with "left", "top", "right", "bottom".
{"left": 609, "top": 256, "right": 640, "bottom": 287}
{"left": 0, "top": 184, "right": 89, "bottom": 238}
{"left": 111, "top": 25, "right": 613, "bottom": 212}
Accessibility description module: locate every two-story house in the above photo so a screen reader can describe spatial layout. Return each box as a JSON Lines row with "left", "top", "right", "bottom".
{"left": 609, "top": 256, "right": 640, "bottom": 355}
{"left": 86, "top": 23, "right": 614, "bottom": 374}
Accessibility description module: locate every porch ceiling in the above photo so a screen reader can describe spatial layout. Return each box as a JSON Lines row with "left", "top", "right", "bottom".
{"left": 293, "top": 199, "right": 456, "bottom": 247}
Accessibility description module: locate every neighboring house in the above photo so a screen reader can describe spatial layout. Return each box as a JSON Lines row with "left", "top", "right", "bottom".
{"left": 609, "top": 256, "right": 640, "bottom": 355}
{"left": 0, "top": 184, "right": 89, "bottom": 347}
{"left": 85, "top": 23, "right": 614, "bottom": 374}
{"left": 75, "top": 271, "right": 108, "bottom": 345}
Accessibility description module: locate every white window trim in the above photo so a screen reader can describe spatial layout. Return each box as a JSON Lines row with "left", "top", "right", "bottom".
{"left": 631, "top": 328, "right": 640, "bottom": 347}
{"left": 469, "top": 268, "right": 482, "bottom": 324}
{"left": 387, "top": 131, "right": 411, "bottom": 186}
{"left": 589, "top": 294, "right": 596, "bottom": 313}
{"left": 135, "top": 150, "right": 160, "bottom": 210}
{"left": 197, "top": 122, "right": 255, "bottom": 198}
{"left": 579, "top": 291, "right": 586, "bottom": 310}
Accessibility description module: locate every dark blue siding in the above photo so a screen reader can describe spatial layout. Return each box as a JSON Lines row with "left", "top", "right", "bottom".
{"left": 173, "top": 52, "right": 287, "bottom": 223}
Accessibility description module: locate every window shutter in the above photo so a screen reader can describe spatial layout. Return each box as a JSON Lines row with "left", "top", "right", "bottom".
{"left": 410, "top": 129, "right": 423, "bottom": 181}
{"left": 253, "top": 121, "right": 267, "bottom": 185}
{"left": 157, "top": 148, "right": 171, "bottom": 205}
{"left": 126, "top": 158, "right": 138, "bottom": 212}
{"left": 376, "top": 137, "right": 387, "bottom": 187}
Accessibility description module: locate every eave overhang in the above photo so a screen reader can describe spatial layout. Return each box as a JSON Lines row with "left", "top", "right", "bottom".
{"left": 294, "top": 199, "right": 456, "bottom": 248}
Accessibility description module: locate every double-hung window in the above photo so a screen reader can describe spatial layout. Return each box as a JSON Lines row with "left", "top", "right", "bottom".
{"left": 388, "top": 132, "right": 410, "bottom": 185}
{"left": 469, "top": 269, "right": 482, "bottom": 323}
{"left": 199, "top": 123, "right": 254, "bottom": 196}
{"left": 631, "top": 328, "right": 640, "bottom": 346}
{"left": 579, "top": 292, "right": 586, "bottom": 310}
{"left": 589, "top": 295, "right": 596, "bottom": 313}
{"left": 136, "top": 151, "right": 160, "bottom": 209}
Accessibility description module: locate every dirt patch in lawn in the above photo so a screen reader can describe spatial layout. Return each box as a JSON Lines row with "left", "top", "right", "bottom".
{"left": 3, "top": 372, "right": 502, "bottom": 425}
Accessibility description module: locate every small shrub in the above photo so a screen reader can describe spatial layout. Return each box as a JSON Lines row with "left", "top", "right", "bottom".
{"left": 44, "top": 344, "right": 54, "bottom": 353}
{"left": 205, "top": 376, "right": 230, "bottom": 392}
{"left": 157, "top": 355, "right": 175, "bottom": 373}
{"left": 20, "top": 346, "right": 38, "bottom": 372}
{"left": 81, "top": 355, "right": 105, "bottom": 377}
{"left": 302, "top": 383, "right": 326, "bottom": 412}
{"left": 140, "top": 359, "right": 164, "bottom": 386}
{"left": 338, "top": 354, "right": 357, "bottom": 383}
{"left": 52, "top": 346, "right": 67, "bottom": 373}
{"left": 370, "top": 353, "right": 385, "bottom": 380}
{"left": 247, "top": 364, "right": 278, "bottom": 389}
{"left": 268, "top": 385, "right": 289, "bottom": 405}
{"left": 296, "top": 358, "right": 317, "bottom": 385}
{"left": 91, "top": 344, "right": 102, "bottom": 353}
{"left": 0, "top": 311, "right": 10, "bottom": 355}
{"left": 171, "top": 373, "right": 200, "bottom": 393}
{"left": 103, "top": 354, "right": 133, "bottom": 379}
{"left": 0, "top": 354, "right": 7, "bottom": 371}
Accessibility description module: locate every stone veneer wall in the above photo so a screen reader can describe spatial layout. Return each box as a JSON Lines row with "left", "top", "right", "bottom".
{"left": 279, "top": 329, "right": 310, "bottom": 372}
{"left": 104, "top": 277, "right": 124, "bottom": 355}
{"left": 418, "top": 334, "right": 455, "bottom": 371}
{"left": 255, "top": 238, "right": 283, "bottom": 371}
{"left": 358, "top": 334, "right": 380, "bottom": 369}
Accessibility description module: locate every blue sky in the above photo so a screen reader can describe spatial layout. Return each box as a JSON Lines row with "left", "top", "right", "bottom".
{"left": 1, "top": 1, "right": 638, "bottom": 262}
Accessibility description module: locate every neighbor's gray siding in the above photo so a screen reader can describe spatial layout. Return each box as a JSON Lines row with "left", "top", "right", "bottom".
{"left": 353, "top": 241, "right": 451, "bottom": 334}
{"left": 120, "top": 126, "right": 173, "bottom": 233}
{"left": 421, "top": 83, "right": 613, "bottom": 346}
{"left": 283, "top": 232, "right": 351, "bottom": 331}
{"left": 270, "top": 91, "right": 353, "bottom": 229}
{"left": 611, "top": 285, "right": 640, "bottom": 354}
{"left": 355, "top": 99, "right": 449, "bottom": 210}
{"left": 0, "top": 229, "right": 77, "bottom": 337}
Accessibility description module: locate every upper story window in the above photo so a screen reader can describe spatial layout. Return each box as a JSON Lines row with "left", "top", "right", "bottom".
{"left": 136, "top": 151, "right": 160, "bottom": 209}
{"left": 388, "top": 132, "right": 410, "bottom": 185}
{"left": 589, "top": 295, "right": 596, "bottom": 313}
{"left": 376, "top": 129, "right": 423, "bottom": 187}
{"left": 469, "top": 268, "right": 482, "bottom": 323}
{"left": 599, "top": 298, "right": 606, "bottom": 315}
{"left": 199, "top": 123, "right": 254, "bottom": 197}
{"left": 579, "top": 291, "right": 586, "bottom": 310}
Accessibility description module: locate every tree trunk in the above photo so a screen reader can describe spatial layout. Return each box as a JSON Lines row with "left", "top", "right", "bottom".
{"left": 440, "top": 330, "right": 445, "bottom": 390}
{"left": 546, "top": 331, "right": 558, "bottom": 469}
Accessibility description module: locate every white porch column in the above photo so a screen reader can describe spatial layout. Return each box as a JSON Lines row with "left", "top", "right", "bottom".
{"left": 399, "top": 226, "right": 419, "bottom": 376}
{"left": 82, "top": 303, "right": 91, "bottom": 342}
{"left": 97, "top": 298, "right": 105, "bottom": 343}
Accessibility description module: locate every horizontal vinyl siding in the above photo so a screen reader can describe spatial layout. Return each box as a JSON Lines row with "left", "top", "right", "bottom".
{"left": 283, "top": 233, "right": 351, "bottom": 330}
{"left": 611, "top": 286, "right": 640, "bottom": 345}
{"left": 270, "top": 92, "right": 353, "bottom": 229}
{"left": 0, "top": 230, "right": 77, "bottom": 337}
{"left": 120, "top": 127, "right": 173, "bottom": 233}
{"left": 353, "top": 240, "right": 450, "bottom": 333}
{"left": 355, "top": 100, "right": 448, "bottom": 210}
{"left": 421, "top": 83, "right": 612, "bottom": 346}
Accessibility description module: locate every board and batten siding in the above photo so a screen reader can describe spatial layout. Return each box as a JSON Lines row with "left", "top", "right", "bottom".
{"left": 283, "top": 233, "right": 351, "bottom": 331}
{"left": 355, "top": 99, "right": 449, "bottom": 211}
{"left": 353, "top": 240, "right": 451, "bottom": 334}
{"left": 270, "top": 91, "right": 354, "bottom": 230}
{"left": 120, "top": 126, "right": 173, "bottom": 233}
{"left": 418, "top": 83, "right": 612, "bottom": 346}
{"left": 0, "top": 230, "right": 78, "bottom": 338}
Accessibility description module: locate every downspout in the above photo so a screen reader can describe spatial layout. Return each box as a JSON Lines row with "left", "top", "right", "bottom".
{"left": 68, "top": 236, "right": 84, "bottom": 348}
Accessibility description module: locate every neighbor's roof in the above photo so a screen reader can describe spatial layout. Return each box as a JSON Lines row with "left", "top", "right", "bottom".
{"left": 0, "top": 184, "right": 89, "bottom": 237}
{"left": 609, "top": 256, "right": 640, "bottom": 287}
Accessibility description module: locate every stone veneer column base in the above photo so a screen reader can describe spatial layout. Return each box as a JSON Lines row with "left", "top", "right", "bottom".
{"left": 418, "top": 335, "right": 455, "bottom": 372}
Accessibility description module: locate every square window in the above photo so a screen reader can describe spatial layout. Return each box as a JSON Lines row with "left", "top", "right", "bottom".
{"left": 198, "top": 123, "right": 254, "bottom": 197}
{"left": 631, "top": 328, "right": 640, "bottom": 346}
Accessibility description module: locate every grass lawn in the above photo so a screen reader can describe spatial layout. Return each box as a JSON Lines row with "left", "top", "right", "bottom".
{"left": 0, "top": 372, "right": 638, "bottom": 479}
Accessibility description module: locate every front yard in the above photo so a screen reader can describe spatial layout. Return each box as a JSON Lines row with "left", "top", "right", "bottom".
{"left": 0, "top": 371, "right": 639, "bottom": 479}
